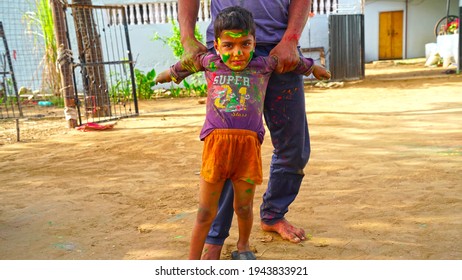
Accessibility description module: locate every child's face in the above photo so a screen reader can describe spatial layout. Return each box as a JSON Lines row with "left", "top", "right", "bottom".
{"left": 214, "top": 29, "right": 256, "bottom": 71}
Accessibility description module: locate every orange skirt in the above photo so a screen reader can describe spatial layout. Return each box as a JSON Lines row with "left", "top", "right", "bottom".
{"left": 201, "top": 129, "right": 262, "bottom": 185}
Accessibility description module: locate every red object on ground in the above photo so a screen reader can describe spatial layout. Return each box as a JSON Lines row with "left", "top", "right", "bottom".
{"left": 75, "top": 122, "right": 115, "bottom": 132}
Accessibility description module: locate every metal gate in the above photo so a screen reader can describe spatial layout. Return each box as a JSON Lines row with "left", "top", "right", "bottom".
{"left": 0, "top": 21, "right": 21, "bottom": 118}
{"left": 329, "top": 14, "right": 365, "bottom": 81}
{"left": 64, "top": 4, "right": 138, "bottom": 124}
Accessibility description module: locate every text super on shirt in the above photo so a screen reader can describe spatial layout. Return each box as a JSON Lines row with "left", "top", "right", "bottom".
{"left": 170, "top": 53, "right": 314, "bottom": 143}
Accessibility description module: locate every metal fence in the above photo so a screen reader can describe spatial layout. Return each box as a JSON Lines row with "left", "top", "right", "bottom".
{"left": 0, "top": 1, "right": 138, "bottom": 125}
{"left": 65, "top": 4, "right": 138, "bottom": 124}
{"left": 1, "top": 1, "right": 51, "bottom": 119}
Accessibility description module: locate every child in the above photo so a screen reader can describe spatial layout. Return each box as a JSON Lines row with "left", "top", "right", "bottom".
{"left": 155, "top": 6, "right": 330, "bottom": 260}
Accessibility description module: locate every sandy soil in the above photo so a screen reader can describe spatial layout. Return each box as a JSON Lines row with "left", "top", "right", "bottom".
{"left": 1, "top": 61, "right": 461, "bottom": 260}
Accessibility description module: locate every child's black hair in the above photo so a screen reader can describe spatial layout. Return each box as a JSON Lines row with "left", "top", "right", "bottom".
{"left": 214, "top": 6, "right": 256, "bottom": 40}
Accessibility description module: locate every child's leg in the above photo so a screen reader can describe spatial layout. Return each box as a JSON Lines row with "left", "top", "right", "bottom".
{"left": 232, "top": 179, "right": 257, "bottom": 253}
{"left": 189, "top": 177, "right": 226, "bottom": 260}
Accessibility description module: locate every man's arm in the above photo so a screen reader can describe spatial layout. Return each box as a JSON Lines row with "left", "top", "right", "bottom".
{"left": 178, "top": 0, "right": 207, "bottom": 72}
{"left": 270, "top": 0, "right": 311, "bottom": 73}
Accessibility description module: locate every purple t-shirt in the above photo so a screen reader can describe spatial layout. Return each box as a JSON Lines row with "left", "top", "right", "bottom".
{"left": 170, "top": 53, "right": 313, "bottom": 143}
{"left": 206, "top": 0, "right": 291, "bottom": 48}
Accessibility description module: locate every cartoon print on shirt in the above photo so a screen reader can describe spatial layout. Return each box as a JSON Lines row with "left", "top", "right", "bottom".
{"left": 212, "top": 73, "right": 253, "bottom": 113}
{"left": 213, "top": 84, "right": 248, "bottom": 113}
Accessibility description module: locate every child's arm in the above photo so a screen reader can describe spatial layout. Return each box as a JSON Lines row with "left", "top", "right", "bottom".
{"left": 154, "top": 62, "right": 193, "bottom": 85}
{"left": 155, "top": 69, "right": 173, "bottom": 84}
{"left": 289, "top": 56, "right": 331, "bottom": 80}
{"left": 155, "top": 54, "right": 206, "bottom": 85}
{"left": 312, "top": 65, "right": 331, "bottom": 80}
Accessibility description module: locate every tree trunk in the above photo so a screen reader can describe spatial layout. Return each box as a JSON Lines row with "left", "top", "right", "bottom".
{"left": 72, "top": 0, "right": 110, "bottom": 118}
{"left": 49, "top": 0, "right": 78, "bottom": 128}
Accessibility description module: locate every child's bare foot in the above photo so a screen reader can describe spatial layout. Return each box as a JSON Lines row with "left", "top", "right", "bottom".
{"left": 261, "top": 218, "right": 306, "bottom": 243}
{"left": 201, "top": 243, "right": 223, "bottom": 260}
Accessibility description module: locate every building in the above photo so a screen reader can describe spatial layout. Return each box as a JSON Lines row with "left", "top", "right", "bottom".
{"left": 364, "top": 0, "right": 460, "bottom": 62}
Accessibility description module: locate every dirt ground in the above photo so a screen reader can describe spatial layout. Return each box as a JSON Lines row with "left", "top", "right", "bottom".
{"left": 1, "top": 61, "right": 461, "bottom": 260}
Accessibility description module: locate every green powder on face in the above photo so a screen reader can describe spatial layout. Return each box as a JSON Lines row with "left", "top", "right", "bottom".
{"left": 222, "top": 53, "right": 231, "bottom": 63}
{"left": 224, "top": 30, "right": 249, "bottom": 38}
{"left": 248, "top": 50, "right": 254, "bottom": 62}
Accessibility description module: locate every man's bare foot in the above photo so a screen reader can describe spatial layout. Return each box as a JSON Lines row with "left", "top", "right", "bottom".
{"left": 261, "top": 218, "right": 306, "bottom": 243}
{"left": 201, "top": 243, "right": 223, "bottom": 260}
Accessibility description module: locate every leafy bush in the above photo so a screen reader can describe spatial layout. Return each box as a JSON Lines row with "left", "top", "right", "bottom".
{"left": 109, "top": 67, "right": 157, "bottom": 100}
{"left": 135, "top": 69, "right": 156, "bottom": 99}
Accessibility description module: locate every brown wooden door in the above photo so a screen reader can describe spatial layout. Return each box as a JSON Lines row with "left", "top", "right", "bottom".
{"left": 379, "top": 11, "right": 403, "bottom": 60}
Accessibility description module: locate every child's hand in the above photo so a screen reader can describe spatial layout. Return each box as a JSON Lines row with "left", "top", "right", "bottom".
{"left": 155, "top": 69, "right": 173, "bottom": 84}
{"left": 313, "top": 65, "right": 331, "bottom": 81}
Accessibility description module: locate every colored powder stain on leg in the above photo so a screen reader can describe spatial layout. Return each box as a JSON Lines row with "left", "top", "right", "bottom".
{"left": 245, "top": 178, "right": 255, "bottom": 185}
